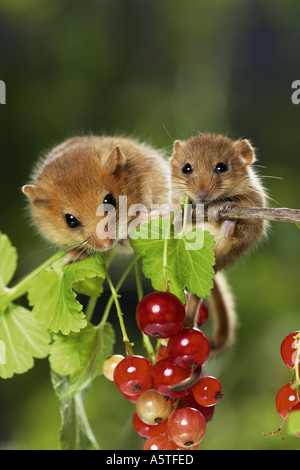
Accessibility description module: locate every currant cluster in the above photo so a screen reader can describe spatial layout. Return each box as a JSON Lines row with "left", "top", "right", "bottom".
{"left": 103, "top": 290, "right": 223, "bottom": 450}
{"left": 275, "top": 330, "right": 300, "bottom": 437}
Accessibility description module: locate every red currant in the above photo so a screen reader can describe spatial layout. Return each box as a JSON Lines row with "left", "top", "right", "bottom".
{"left": 193, "top": 376, "right": 223, "bottom": 407}
{"left": 170, "top": 439, "right": 200, "bottom": 450}
{"left": 167, "top": 407, "right": 206, "bottom": 447}
{"left": 184, "top": 292, "right": 209, "bottom": 327}
{"left": 102, "top": 354, "right": 124, "bottom": 381}
{"left": 155, "top": 346, "right": 168, "bottom": 362}
{"left": 152, "top": 356, "right": 192, "bottom": 398}
{"left": 133, "top": 412, "right": 167, "bottom": 438}
{"left": 276, "top": 382, "right": 299, "bottom": 419}
{"left": 280, "top": 331, "right": 300, "bottom": 369}
{"left": 167, "top": 327, "right": 210, "bottom": 369}
{"left": 136, "top": 291, "right": 185, "bottom": 339}
{"left": 143, "top": 435, "right": 174, "bottom": 450}
{"left": 288, "top": 402, "right": 300, "bottom": 438}
{"left": 113, "top": 355, "right": 153, "bottom": 396}
{"left": 179, "top": 392, "right": 215, "bottom": 423}
{"left": 120, "top": 391, "right": 139, "bottom": 403}
{"left": 136, "top": 389, "right": 172, "bottom": 425}
{"left": 197, "top": 301, "right": 209, "bottom": 327}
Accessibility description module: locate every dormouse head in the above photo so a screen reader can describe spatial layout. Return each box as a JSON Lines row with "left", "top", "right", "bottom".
{"left": 22, "top": 137, "right": 129, "bottom": 254}
{"left": 170, "top": 133, "right": 256, "bottom": 204}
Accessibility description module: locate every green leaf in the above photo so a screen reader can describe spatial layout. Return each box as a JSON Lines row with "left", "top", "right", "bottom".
{"left": 0, "top": 232, "right": 17, "bottom": 287}
{"left": 27, "top": 260, "right": 87, "bottom": 335}
{"left": 27, "top": 253, "right": 106, "bottom": 335}
{"left": 0, "top": 304, "right": 51, "bottom": 378}
{"left": 288, "top": 409, "right": 300, "bottom": 435}
{"left": 296, "top": 223, "right": 300, "bottom": 231}
{"left": 68, "top": 253, "right": 106, "bottom": 296}
{"left": 72, "top": 276, "right": 104, "bottom": 297}
{"left": 65, "top": 252, "right": 106, "bottom": 286}
{"left": 130, "top": 217, "right": 215, "bottom": 302}
{"left": 51, "top": 371, "right": 100, "bottom": 450}
{"left": 178, "top": 230, "right": 216, "bottom": 297}
{"left": 49, "top": 323, "right": 115, "bottom": 398}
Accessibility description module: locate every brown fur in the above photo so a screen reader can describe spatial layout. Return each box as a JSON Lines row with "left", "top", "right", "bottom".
{"left": 23, "top": 135, "right": 170, "bottom": 259}
{"left": 170, "top": 133, "right": 267, "bottom": 272}
{"left": 170, "top": 133, "right": 268, "bottom": 354}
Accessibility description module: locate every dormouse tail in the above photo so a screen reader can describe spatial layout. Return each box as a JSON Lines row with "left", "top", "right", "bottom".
{"left": 207, "top": 272, "right": 237, "bottom": 354}
{"left": 171, "top": 273, "right": 237, "bottom": 393}
{"left": 185, "top": 272, "right": 237, "bottom": 355}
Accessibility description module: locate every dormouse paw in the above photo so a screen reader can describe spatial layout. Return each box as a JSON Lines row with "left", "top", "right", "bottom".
{"left": 207, "top": 201, "right": 237, "bottom": 223}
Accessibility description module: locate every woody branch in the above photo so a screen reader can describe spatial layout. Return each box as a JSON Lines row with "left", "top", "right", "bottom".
{"left": 203, "top": 207, "right": 300, "bottom": 224}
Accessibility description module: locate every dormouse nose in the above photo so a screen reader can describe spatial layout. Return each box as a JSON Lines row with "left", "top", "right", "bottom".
{"left": 195, "top": 186, "right": 210, "bottom": 203}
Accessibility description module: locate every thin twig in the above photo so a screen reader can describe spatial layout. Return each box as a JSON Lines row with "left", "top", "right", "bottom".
{"left": 203, "top": 207, "right": 300, "bottom": 224}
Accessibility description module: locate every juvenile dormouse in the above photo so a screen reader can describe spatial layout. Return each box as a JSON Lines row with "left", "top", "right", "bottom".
{"left": 23, "top": 135, "right": 170, "bottom": 263}
{"left": 170, "top": 133, "right": 268, "bottom": 355}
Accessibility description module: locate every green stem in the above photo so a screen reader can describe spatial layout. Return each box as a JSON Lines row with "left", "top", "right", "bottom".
{"left": 85, "top": 296, "right": 98, "bottom": 323}
{"left": 85, "top": 246, "right": 119, "bottom": 325}
{"left": 105, "top": 244, "right": 118, "bottom": 268}
{"left": 162, "top": 230, "right": 170, "bottom": 292}
{"left": 134, "top": 258, "right": 144, "bottom": 302}
{"left": 99, "top": 253, "right": 140, "bottom": 327}
{"left": 182, "top": 195, "right": 191, "bottom": 236}
{"left": 1, "top": 250, "right": 66, "bottom": 308}
{"left": 134, "top": 256, "right": 155, "bottom": 362}
{"left": 85, "top": 245, "right": 118, "bottom": 324}
{"left": 102, "top": 263, "right": 134, "bottom": 355}
{"left": 143, "top": 334, "right": 155, "bottom": 364}
{"left": 162, "top": 202, "right": 184, "bottom": 292}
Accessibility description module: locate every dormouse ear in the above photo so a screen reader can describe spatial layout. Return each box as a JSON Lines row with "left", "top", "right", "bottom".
{"left": 234, "top": 139, "right": 256, "bottom": 165}
{"left": 22, "top": 185, "right": 49, "bottom": 207}
{"left": 104, "top": 145, "right": 126, "bottom": 174}
{"left": 170, "top": 140, "right": 184, "bottom": 164}
{"left": 174, "top": 140, "right": 183, "bottom": 153}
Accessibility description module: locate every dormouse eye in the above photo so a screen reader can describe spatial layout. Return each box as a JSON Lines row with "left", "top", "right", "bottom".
{"left": 182, "top": 163, "right": 193, "bottom": 175}
{"left": 103, "top": 194, "right": 116, "bottom": 211}
{"left": 65, "top": 214, "right": 81, "bottom": 228}
{"left": 214, "top": 162, "right": 228, "bottom": 174}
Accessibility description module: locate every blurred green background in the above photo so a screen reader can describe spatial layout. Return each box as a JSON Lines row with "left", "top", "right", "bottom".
{"left": 1, "top": 0, "right": 300, "bottom": 450}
